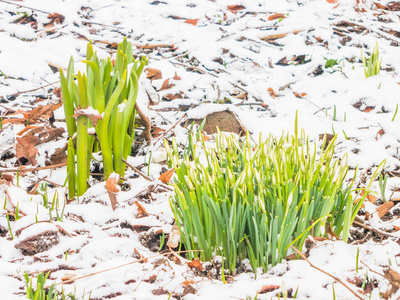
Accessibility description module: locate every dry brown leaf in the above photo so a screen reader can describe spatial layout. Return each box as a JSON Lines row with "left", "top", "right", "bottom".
{"left": 259, "top": 285, "right": 280, "bottom": 294}
{"left": 376, "top": 201, "right": 394, "bottom": 219}
{"left": 72, "top": 109, "right": 102, "bottom": 127}
{"left": 134, "top": 248, "right": 148, "bottom": 263}
{"left": 145, "top": 68, "right": 162, "bottom": 81}
{"left": 167, "top": 223, "right": 181, "bottom": 248}
{"left": 268, "top": 87, "right": 278, "bottom": 98}
{"left": 152, "top": 126, "right": 166, "bottom": 138}
{"left": 363, "top": 106, "right": 374, "bottom": 113}
{"left": 134, "top": 201, "right": 148, "bottom": 218}
{"left": 293, "top": 92, "right": 307, "bottom": 98}
{"left": 387, "top": 2, "right": 400, "bottom": 11}
{"left": 159, "top": 79, "right": 175, "bottom": 91}
{"left": 159, "top": 169, "right": 174, "bottom": 184}
{"left": 187, "top": 258, "right": 204, "bottom": 271}
{"left": 16, "top": 136, "right": 39, "bottom": 165}
{"left": 394, "top": 226, "right": 400, "bottom": 231}
{"left": 163, "top": 92, "right": 184, "bottom": 101}
{"left": 326, "top": 0, "right": 338, "bottom": 3}
{"left": 105, "top": 173, "right": 120, "bottom": 210}
{"left": 268, "top": 13, "right": 286, "bottom": 21}
{"left": 181, "top": 279, "right": 196, "bottom": 286}
{"left": 184, "top": 19, "right": 199, "bottom": 26}
{"left": 173, "top": 72, "right": 181, "bottom": 80}
{"left": 227, "top": 5, "right": 245, "bottom": 13}
{"left": 376, "top": 128, "right": 385, "bottom": 140}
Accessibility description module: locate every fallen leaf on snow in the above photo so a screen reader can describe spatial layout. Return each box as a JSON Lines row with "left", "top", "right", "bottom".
{"left": 167, "top": 223, "right": 180, "bottom": 248}
{"left": 134, "top": 201, "right": 148, "bottom": 217}
{"left": 227, "top": 5, "right": 245, "bottom": 13}
{"left": 259, "top": 285, "right": 280, "bottom": 294}
{"left": 268, "top": 13, "right": 286, "bottom": 21}
{"left": 159, "top": 169, "right": 174, "bottom": 184}
{"left": 187, "top": 258, "right": 204, "bottom": 271}
{"left": 184, "top": 19, "right": 199, "bottom": 26}
{"left": 159, "top": 79, "right": 175, "bottom": 91}
{"left": 16, "top": 136, "right": 39, "bottom": 165}
{"left": 105, "top": 172, "right": 120, "bottom": 210}
{"left": 173, "top": 72, "right": 181, "bottom": 80}
{"left": 145, "top": 68, "right": 162, "bottom": 81}
{"left": 268, "top": 87, "right": 278, "bottom": 98}
{"left": 376, "top": 201, "right": 394, "bottom": 219}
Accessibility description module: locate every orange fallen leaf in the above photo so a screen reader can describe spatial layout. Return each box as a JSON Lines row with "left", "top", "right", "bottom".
{"left": 134, "top": 201, "right": 148, "bottom": 218}
{"left": 187, "top": 258, "right": 204, "bottom": 271}
{"left": 363, "top": 106, "right": 374, "bottom": 113}
{"left": 72, "top": 108, "right": 102, "bottom": 127}
{"left": 293, "top": 92, "right": 307, "bottom": 98}
{"left": 259, "top": 285, "right": 280, "bottom": 294}
{"left": 268, "top": 87, "right": 277, "bottom": 98}
{"left": 16, "top": 136, "right": 39, "bottom": 165}
{"left": 184, "top": 19, "right": 199, "bottom": 26}
{"left": 159, "top": 79, "right": 175, "bottom": 91}
{"left": 376, "top": 128, "right": 385, "bottom": 140}
{"left": 268, "top": 13, "right": 286, "bottom": 21}
{"left": 326, "top": 0, "right": 338, "bottom": 3}
{"left": 105, "top": 173, "right": 120, "bottom": 210}
{"left": 145, "top": 68, "right": 162, "bottom": 81}
{"left": 376, "top": 201, "right": 394, "bottom": 219}
{"left": 227, "top": 5, "right": 245, "bottom": 13}
{"left": 181, "top": 279, "right": 195, "bottom": 286}
{"left": 173, "top": 72, "right": 181, "bottom": 80}
{"left": 394, "top": 226, "right": 400, "bottom": 231}
{"left": 159, "top": 169, "right": 174, "bottom": 184}
{"left": 374, "top": 2, "right": 386, "bottom": 9}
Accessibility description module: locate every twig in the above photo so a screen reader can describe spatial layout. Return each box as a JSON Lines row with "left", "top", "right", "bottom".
{"left": 154, "top": 113, "right": 187, "bottom": 146}
{"left": 290, "top": 246, "right": 364, "bottom": 300}
{"left": 353, "top": 220, "right": 398, "bottom": 239}
{"left": 56, "top": 250, "right": 202, "bottom": 285}
{"left": 0, "top": 162, "right": 67, "bottom": 174}
{"left": 0, "top": 0, "right": 52, "bottom": 14}
{"left": 122, "top": 158, "right": 153, "bottom": 181}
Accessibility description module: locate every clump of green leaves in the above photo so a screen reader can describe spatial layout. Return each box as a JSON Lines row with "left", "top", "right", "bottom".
{"left": 361, "top": 43, "right": 381, "bottom": 78}
{"left": 166, "top": 116, "right": 384, "bottom": 274}
{"left": 60, "top": 38, "right": 148, "bottom": 198}
{"left": 24, "top": 272, "right": 75, "bottom": 300}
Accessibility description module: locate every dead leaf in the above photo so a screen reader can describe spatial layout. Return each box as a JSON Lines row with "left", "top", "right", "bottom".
{"left": 187, "top": 258, "right": 204, "bottom": 271}
{"left": 376, "top": 128, "right": 385, "bottom": 140}
{"left": 134, "top": 201, "right": 148, "bottom": 217}
{"left": 373, "top": 2, "right": 386, "bottom": 9}
{"left": 134, "top": 248, "right": 148, "bottom": 263}
{"left": 182, "top": 285, "right": 196, "bottom": 296}
{"left": 227, "top": 5, "right": 245, "bottom": 13}
{"left": 259, "top": 285, "right": 280, "bottom": 294}
{"left": 159, "top": 79, "right": 175, "bottom": 91}
{"left": 184, "top": 19, "right": 199, "bottom": 26}
{"left": 293, "top": 92, "right": 307, "bottom": 98}
{"left": 105, "top": 173, "right": 120, "bottom": 210}
{"left": 159, "top": 169, "right": 175, "bottom": 184}
{"left": 167, "top": 223, "right": 181, "bottom": 248}
{"left": 268, "top": 87, "right": 278, "bottom": 98}
{"left": 72, "top": 108, "right": 102, "bottom": 127}
{"left": 16, "top": 136, "right": 39, "bottom": 165}
{"left": 376, "top": 201, "right": 394, "bottom": 219}
{"left": 45, "top": 12, "right": 65, "bottom": 28}
{"left": 144, "top": 274, "right": 157, "bottom": 283}
{"left": 387, "top": 2, "right": 400, "bottom": 11}
{"left": 326, "top": 0, "right": 338, "bottom": 3}
{"left": 363, "top": 106, "right": 375, "bottom": 113}
{"left": 394, "top": 226, "right": 400, "bottom": 231}
{"left": 268, "top": 13, "right": 286, "bottom": 21}
{"left": 163, "top": 92, "right": 184, "bottom": 101}
{"left": 152, "top": 288, "right": 169, "bottom": 295}
{"left": 181, "top": 279, "right": 196, "bottom": 286}
{"left": 145, "top": 68, "right": 162, "bottom": 81}
{"left": 173, "top": 72, "right": 181, "bottom": 80}
{"left": 152, "top": 126, "right": 166, "bottom": 138}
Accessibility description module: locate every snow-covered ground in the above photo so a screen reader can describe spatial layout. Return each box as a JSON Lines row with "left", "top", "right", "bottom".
{"left": 1, "top": 0, "right": 400, "bottom": 299}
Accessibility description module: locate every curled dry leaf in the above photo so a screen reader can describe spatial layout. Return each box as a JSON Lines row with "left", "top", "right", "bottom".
{"left": 227, "top": 5, "right": 245, "bottom": 14}
{"left": 72, "top": 107, "right": 102, "bottom": 127}
{"left": 105, "top": 172, "right": 120, "bottom": 210}
{"left": 145, "top": 68, "right": 162, "bottom": 81}
{"left": 268, "top": 13, "right": 286, "bottom": 21}
{"left": 158, "top": 169, "right": 174, "bottom": 184}
{"left": 376, "top": 201, "right": 394, "bottom": 219}
{"left": 187, "top": 258, "right": 204, "bottom": 271}
{"left": 159, "top": 79, "right": 175, "bottom": 91}
{"left": 167, "top": 223, "right": 180, "bottom": 248}
{"left": 16, "top": 136, "right": 39, "bottom": 165}
{"left": 184, "top": 19, "right": 199, "bottom": 26}
{"left": 268, "top": 87, "right": 278, "bottom": 98}
{"left": 134, "top": 201, "right": 148, "bottom": 218}
{"left": 259, "top": 285, "right": 280, "bottom": 294}
{"left": 173, "top": 72, "right": 181, "bottom": 80}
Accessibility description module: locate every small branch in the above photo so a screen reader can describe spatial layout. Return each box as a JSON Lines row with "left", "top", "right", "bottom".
{"left": 56, "top": 250, "right": 202, "bottom": 285}
{"left": 122, "top": 158, "right": 152, "bottom": 181}
{"left": 0, "top": 0, "right": 52, "bottom": 14}
{"left": 154, "top": 113, "right": 187, "bottom": 146}
{"left": 0, "top": 162, "right": 67, "bottom": 174}
{"left": 353, "top": 220, "right": 398, "bottom": 239}
{"left": 290, "top": 246, "right": 364, "bottom": 300}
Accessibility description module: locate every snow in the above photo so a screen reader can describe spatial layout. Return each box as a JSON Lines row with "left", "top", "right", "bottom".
{"left": 1, "top": 0, "right": 400, "bottom": 299}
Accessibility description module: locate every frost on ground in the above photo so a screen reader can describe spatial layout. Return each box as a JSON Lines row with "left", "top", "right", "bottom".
{"left": 1, "top": 0, "right": 400, "bottom": 299}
